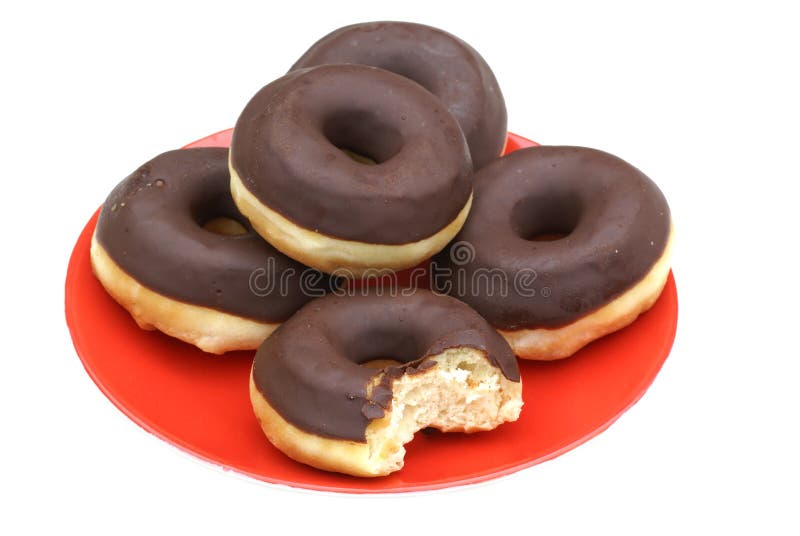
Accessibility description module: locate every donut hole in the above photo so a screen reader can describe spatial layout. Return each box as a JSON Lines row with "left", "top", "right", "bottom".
{"left": 347, "top": 328, "right": 429, "bottom": 369}
{"left": 323, "top": 109, "right": 403, "bottom": 164}
{"left": 340, "top": 148, "right": 377, "bottom": 165}
{"left": 511, "top": 193, "right": 582, "bottom": 242}
{"left": 202, "top": 217, "right": 248, "bottom": 236}
{"left": 192, "top": 196, "right": 249, "bottom": 236}
{"left": 363, "top": 359, "right": 403, "bottom": 370}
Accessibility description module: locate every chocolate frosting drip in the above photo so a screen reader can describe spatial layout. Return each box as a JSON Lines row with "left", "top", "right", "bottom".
{"left": 252, "top": 289, "right": 519, "bottom": 442}
{"left": 95, "top": 148, "right": 335, "bottom": 322}
{"left": 230, "top": 63, "right": 472, "bottom": 244}
{"left": 291, "top": 21, "right": 507, "bottom": 170}
{"left": 433, "top": 146, "right": 671, "bottom": 330}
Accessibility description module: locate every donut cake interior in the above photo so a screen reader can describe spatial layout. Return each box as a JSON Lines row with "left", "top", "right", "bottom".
{"left": 363, "top": 347, "right": 522, "bottom": 475}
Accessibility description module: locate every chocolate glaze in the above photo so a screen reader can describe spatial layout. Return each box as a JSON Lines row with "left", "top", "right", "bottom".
{"left": 252, "top": 289, "right": 519, "bottom": 441}
{"left": 433, "top": 146, "right": 671, "bottom": 330}
{"left": 95, "top": 148, "right": 334, "bottom": 322}
{"left": 230, "top": 64, "right": 472, "bottom": 244}
{"left": 291, "top": 21, "right": 507, "bottom": 170}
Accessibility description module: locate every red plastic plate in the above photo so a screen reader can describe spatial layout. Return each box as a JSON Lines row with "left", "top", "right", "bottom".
{"left": 65, "top": 130, "right": 678, "bottom": 493}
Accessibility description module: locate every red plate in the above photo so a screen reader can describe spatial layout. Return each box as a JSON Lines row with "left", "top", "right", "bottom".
{"left": 65, "top": 130, "right": 678, "bottom": 493}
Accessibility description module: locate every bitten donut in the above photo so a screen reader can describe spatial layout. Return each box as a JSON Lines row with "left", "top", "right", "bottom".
{"left": 229, "top": 63, "right": 473, "bottom": 277}
{"left": 91, "top": 148, "right": 334, "bottom": 354}
{"left": 291, "top": 21, "right": 507, "bottom": 170}
{"left": 249, "top": 289, "right": 522, "bottom": 477}
{"left": 435, "top": 146, "right": 673, "bottom": 360}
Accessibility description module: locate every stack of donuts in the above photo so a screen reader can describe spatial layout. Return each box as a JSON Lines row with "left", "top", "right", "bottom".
{"left": 91, "top": 22, "right": 672, "bottom": 477}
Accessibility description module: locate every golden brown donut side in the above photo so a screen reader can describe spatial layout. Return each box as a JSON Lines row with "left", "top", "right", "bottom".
{"left": 249, "top": 375, "right": 379, "bottom": 477}
{"left": 230, "top": 161, "right": 472, "bottom": 277}
{"left": 500, "top": 226, "right": 674, "bottom": 360}
{"left": 90, "top": 234, "right": 278, "bottom": 354}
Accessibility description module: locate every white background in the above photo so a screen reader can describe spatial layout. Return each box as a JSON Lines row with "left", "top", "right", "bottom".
{"left": 3, "top": 1, "right": 799, "bottom": 534}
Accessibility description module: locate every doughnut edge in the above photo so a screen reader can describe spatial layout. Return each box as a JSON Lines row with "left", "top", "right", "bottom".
{"left": 229, "top": 156, "right": 472, "bottom": 277}
{"left": 250, "top": 347, "right": 523, "bottom": 477}
{"left": 500, "top": 224, "right": 675, "bottom": 360}
{"left": 249, "top": 373, "right": 380, "bottom": 477}
{"left": 89, "top": 234, "right": 279, "bottom": 354}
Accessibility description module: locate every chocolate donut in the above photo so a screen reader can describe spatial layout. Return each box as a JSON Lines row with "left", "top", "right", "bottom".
{"left": 249, "top": 289, "right": 522, "bottom": 476}
{"left": 434, "top": 146, "right": 673, "bottom": 360}
{"left": 291, "top": 21, "right": 507, "bottom": 170}
{"left": 91, "top": 148, "right": 334, "bottom": 354}
{"left": 230, "top": 63, "right": 473, "bottom": 277}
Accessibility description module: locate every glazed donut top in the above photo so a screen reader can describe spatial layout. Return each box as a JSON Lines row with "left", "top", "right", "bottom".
{"left": 291, "top": 21, "right": 507, "bottom": 170}
{"left": 435, "top": 146, "right": 671, "bottom": 330}
{"left": 252, "top": 289, "right": 520, "bottom": 441}
{"left": 95, "top": 148, "right": 333, "bottom": 322}
{"left": 230, "top": 63, "right": 472, "bottom": 245}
